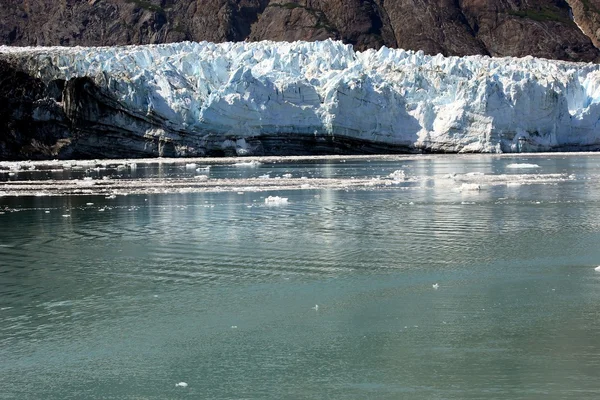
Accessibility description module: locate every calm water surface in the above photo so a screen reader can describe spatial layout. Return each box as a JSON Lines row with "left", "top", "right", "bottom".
{"left": 1, "top": 154, "right": 600, "bottom": 399}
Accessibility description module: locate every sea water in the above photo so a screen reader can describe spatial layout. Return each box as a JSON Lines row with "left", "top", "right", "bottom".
{"left": 1, "top": 154, "right": 600, "bottom": 399}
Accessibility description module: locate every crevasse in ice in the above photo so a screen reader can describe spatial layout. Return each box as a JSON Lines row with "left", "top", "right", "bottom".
{"left": 3, "top": 39, "right": 600, "bottom": 153}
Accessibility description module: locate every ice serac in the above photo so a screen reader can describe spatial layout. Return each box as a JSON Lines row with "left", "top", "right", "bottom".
{"left": 3, "top": 39, "right": 600, "bottom": 159}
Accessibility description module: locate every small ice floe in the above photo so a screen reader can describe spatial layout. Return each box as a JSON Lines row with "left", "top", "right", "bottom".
{"left": 234, "top": 160, "right": 261, "bottom": 167}
{"left": 116, "top": 164, "right": 127, "bottom": 171}
{"left": 62, "top": 214, "right": 71, "bottom": 218}
{"left": 389, "top": 170, "right": 406, "bottom": 181}
{"left": 259, "top": 174, "right": 270, "bottom": 179}
{"left": 231, "top": 325, "right": 238, "bottom": 329}
{"left": 86, "top": 203, "right": 94, "bottom": 206}
{"left": 105, "top": 194, "right": 117, "bottom": 199}
{"left": 194, "top": 175, "right": 208, "bottom": 181}
{"left": 312, "top": 304, "right": 319, "bottom": 311}
{"left": 185, "top": 163, "right": 197, "bottom": 169}
{"left": 44, "top": 210, "right": 50, "bottom": 214}
{"left": 432, "top": 283, "right": 439, "bottom": 290}
{"left": 175, "top": 382, "right": 188, "bottom": 388}
{"left": 595, "top": 266, "right": 600, "bottom": 272}
{"left": 282, "top": 173, "right": 293, "bottom": 178}
{"left": 7, "top": 172, "right": 16, "bottom": 176}
{"left": 460, "top": 183, "right": 481, "bottom": 191}
{"left": 265, "top": 196, "right": 288, "bottom": 205}
{"left": 196, "top": 166, "right": 210, "bottom": 172}
{"left": 506, "top": 163, "right": 540, "bottom": 169}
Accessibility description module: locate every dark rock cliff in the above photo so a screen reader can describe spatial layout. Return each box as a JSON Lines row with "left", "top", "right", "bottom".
{"left": 1, "top": 0, "right": 599, "bottom": 62}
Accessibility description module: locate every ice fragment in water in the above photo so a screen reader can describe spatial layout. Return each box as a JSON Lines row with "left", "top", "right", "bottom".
{"left": 389, "top": 170, "right": 406, "bottom": 181}
{"left": 506, "top": 163, "right": 540, "bottom": 169}
{"left": 265, "top": 196, "right": 288, "bottom": 205}
{"left": 460, "top": 183, "right": 481, "bottom": 191}
{"left": 234, "top": 160, "right": 261, "bottom": 167}
{"left": 175, "top": 382, "right": 188, "bottom": 388}
{"left": 595, "top": 266, "right": 600, "bottom": 272}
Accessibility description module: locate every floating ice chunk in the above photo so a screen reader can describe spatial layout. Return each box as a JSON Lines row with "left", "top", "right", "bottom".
{"left": 506, "top": 163, "right": 540, "bottom": 169}
{"left": 312, "top": 305, "right": 319, "bottom": 311}
{"left": 595, "top": 266, "right": 600, "bottom": 272}
{"left": 86, "top": 202, "right": 94, "bottom": 206}
{"left": 185, "top": 163, "right": 197, "bottom": 169}
{"left": 196, "top": 166, "right": 210, "bottom": 172}
{"left": 8, "top": 172, "right": 15, "bottom": 176}
{"left": 44, "top": 210, "right": 50, "bottom": 214}
{"left": 259, "top": 174, "right": 270, "bottom": 179}
{"left": 105, "top": 194, "right": 117, "bottom": 199}
{"left": 62, "top": 214, "right": 70, "bottom": 217}
{"left": 194, "top": 175, "right": 208, "bottom": 181}
{"left": 77, "top": 179, "right": 95, "bottom": 187}
{"left": 460, "top": 183, "right": 481, "bottom": 191}
{"left": 432, "top": 283, "right": 439, "bottom": 289}
{"left": 175, "top": 382, "right": 188, "bottom": 388}
{"left": 265, "top": 196, "right": 288, "bottom": 205}
{"left": 389, "top": 170, "right": 406, "bottom": 181}
{"left": 234, "top": 161, "right": 261, "bottom": 167}
{"left": 282, "top": 173, "right": 293, "bottom": 178}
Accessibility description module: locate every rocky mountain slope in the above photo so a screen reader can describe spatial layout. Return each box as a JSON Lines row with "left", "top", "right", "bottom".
{"left": 1, "top": 0, "right": 600, "bottom": 62}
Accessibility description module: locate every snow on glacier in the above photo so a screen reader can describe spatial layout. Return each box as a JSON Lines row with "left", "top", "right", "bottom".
{"left": 3, "top": 39, "right": 600, "bottom": 153}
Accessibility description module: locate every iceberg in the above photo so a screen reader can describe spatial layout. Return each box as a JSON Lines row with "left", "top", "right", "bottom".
{"left": 3, "top": 39, "right": 600, "bottom": 158}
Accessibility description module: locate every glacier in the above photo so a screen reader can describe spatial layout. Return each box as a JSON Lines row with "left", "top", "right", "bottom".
{"left": 2, "top": 39, "right": 600, "bottom": 158}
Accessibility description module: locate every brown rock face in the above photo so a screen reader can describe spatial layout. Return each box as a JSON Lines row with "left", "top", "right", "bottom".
{"left": 0, "top": 0, "right": 598, "bottom": 61}
{"left": 567, "top": 0, "right": 600, "bottom": 48}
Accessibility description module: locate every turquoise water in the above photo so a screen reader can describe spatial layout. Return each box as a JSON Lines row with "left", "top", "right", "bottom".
{"left": 2, "top": 155, "right": 600, "bottom": 399}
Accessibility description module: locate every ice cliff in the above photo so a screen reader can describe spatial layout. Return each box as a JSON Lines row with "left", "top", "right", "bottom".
{"left": 2, "top": 39, "right": 600, "bottom": 159}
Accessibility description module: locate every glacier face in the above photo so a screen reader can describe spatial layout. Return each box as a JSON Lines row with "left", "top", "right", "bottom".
{"left": 3, "top": 39, "right": 600, "bottom": 157}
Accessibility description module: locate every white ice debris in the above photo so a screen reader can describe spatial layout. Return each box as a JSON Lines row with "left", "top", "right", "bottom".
{"left": 6, "top": 40, "right": 600, "bottom": 152}
{"left": 265, "top": 195, "right": 288, "bottom": 205}
{"left": 506, "top": 163, "right": 541, "bottom": 169}
{"left": 460, "top": 183, "right": 481, "bottom": 191}
{"left": 432, "top": 283, "right": 439, "bottom": 289}
{"left": 234, "top": 161, "right": 261, "bottom": 167}
{"left": 389, "top": 170, "right": 406, "bottom": 181}
{"left": 175, "top": 382, "right": 188, "bottom": 388}
{"left": 595, "top": 266, "right": 600, "bottom": 271}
